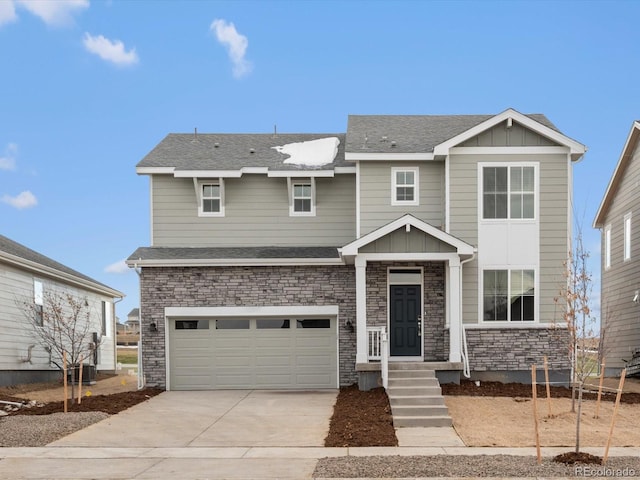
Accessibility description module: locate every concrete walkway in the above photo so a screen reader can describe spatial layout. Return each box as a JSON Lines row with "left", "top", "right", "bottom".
{"left": 0, "top": 390, "right": 638, "bottom": 479}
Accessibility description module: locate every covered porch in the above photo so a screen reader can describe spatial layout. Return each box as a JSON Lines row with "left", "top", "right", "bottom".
{"left": 339, "top": 215, "right": 476, "bottom": 389}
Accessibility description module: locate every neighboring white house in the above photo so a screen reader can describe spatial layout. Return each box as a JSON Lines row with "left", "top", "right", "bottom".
{"left": 0, "top": 234, "right": 124, "bottom": 386}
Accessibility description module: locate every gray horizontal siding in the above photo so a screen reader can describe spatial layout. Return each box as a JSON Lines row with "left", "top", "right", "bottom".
{"left": 460, "top": 121, "right": 559, "bottom": 147}
{"left": 600, "top": 141, "right": 640, "bottom": 371}
{"left": 449, "top": 153, "right": 570, "bottom": 325}
{"left": 359, "top": 161, "right": 444, "bottom": 236}
{"left": 152, "top": 174, "right": 356, "bottom": 247}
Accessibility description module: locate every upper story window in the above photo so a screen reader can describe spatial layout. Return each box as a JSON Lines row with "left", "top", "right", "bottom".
{"left": 483, "top": 269, "right": 535, "bottom": 322}
{"left": 33, "top": 280, "right": 43, "bottom": 327}
{"left": 482, "top": 165, "right": 535, "bottom": 220}
{"left": 624, "top": 213, "right": 632, "bottom": 261}
{"left": 604, "top": 224, "right": 611, "bottom": 269}
{"left": 290, "top": 179, "right": 315, "bottom": 216}
{"left": 391, "top": 167, "right": 419, "bottom": 206}
{"left": 197, "top": 179, "right": 225, "bottom": 217}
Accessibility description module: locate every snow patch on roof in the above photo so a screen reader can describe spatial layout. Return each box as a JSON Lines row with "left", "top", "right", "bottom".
{"left": 272, "top": 137, "right": 340, "bottom": 167}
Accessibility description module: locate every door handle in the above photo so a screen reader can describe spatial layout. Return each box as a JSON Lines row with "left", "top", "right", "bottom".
{"left": 417, "top": 316, "right": 422, "bottom": 337}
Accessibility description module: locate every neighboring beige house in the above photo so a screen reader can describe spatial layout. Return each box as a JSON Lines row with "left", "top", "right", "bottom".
{"left": 126, "top": 307, "right": 140, "bottom": 332}
{"left": 594, "top": 120, "right": 640, "bottom": 376}
{"left": 128, "top": 108, "right": 586, "bottom": 391}
{"left": 0, "top": 234, "right": 124, "bottom": 386}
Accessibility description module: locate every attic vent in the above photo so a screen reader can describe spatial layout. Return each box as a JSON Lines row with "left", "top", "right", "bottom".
{"left": 214, "top": 143, "right": 220, "bottom": 148}
{"left": 391, "top": 140, "right": 397, "bottom": 147}
{"left": 381, "top": 136, "right": 388, "bottom": 142}
{"left": 250, "top": 148, "right": 255, "bottom": 154}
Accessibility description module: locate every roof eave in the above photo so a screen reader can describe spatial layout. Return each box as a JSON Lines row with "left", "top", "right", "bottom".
{"left": 125, "top": 257, "right": 344, "bottom": 267}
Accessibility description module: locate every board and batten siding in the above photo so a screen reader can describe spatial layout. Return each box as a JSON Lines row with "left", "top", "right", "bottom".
{"left": 359, "top": 161, "right": 445, "bottom": 237}
{"left": 448, "top": 152, "right": 570, "bottom": 326}
{"left": 152, "top": 174, "right": 356, "bottom": 247}
{"left": 600, "top": 140, "right": 640, "bottom": 372}
{"left": 0, "top": 263, "right": 116, "bottom": 377}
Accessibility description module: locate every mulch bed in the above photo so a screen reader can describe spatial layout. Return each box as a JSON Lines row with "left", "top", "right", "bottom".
{"left": 7, "top": 388, "right": 163, "bottom": 415}
{"left": 441, "top": 380, "right": 640, "bottom": 404}
{"left": 325, "top": 384, "right": 398, "bottom": 447}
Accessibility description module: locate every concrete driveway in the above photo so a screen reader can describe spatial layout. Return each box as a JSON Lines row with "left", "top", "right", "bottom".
{"left": 50, "top": 389, "right": 338, "bottom": 448}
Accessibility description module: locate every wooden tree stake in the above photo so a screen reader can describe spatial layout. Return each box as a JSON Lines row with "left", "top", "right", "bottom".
{"left": 594, "top": 359, "right": 606, "bottom": 419}
{"left": 531, "top": 364, "right": 542, "bottom": 464}
{"left": 63, "top": 351, "right": 68, "bottom": 413}
{"left": 77, "top": 356, "right": 84, "bottom": 405}
{"left": 603, "top": 369, "right": 626, "bottom": 464}
{"left": 543, "top": 355, "right": 552, "bottom": 417}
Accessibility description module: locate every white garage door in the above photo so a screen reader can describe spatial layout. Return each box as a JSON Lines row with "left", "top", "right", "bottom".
{"left": 168, "top": 316, "right": 338, "bottom": 390}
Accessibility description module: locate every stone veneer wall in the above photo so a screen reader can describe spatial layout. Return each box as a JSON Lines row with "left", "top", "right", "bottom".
{"left": 465, "top": 327, "right": 571, "bottom": 372}
{"left": 140, "top": 265, "right": 356, "bottom": 388}
{"left": 366, "top": 262, "right": 448, "bottom": 361}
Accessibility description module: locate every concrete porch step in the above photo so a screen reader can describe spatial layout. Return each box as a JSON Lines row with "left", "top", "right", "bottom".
{"left": 393, "top": 415, "right": 453, "bottom": 428}
{"left": 388, "top": 376, "right": 440, "bottom": 387}
{"left": 388, "top": 395, "right": 447, "bottom": 406}
{"left": 389, "top": 362, "right": 439, "bottom": 371}
{"left": 390, "top": 405, "right": 450, "bottom": 417}
{"left": 386, "top": 385, "right": 442, "bottom": 396}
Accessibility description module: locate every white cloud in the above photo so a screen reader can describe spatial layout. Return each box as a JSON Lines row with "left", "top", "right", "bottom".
{"left": 210, "top": 18, "right": 252, "bottom": 78}
{"left": 16, "top": 0, "right": 89, "bottom": 27}
{"left": 0, "top": 143, "right": 17, "bottom": 171}
{"left": 0, "top": 1, "right": 18, "bottom": 27}
{"left": 83, "top": 32, "right": 139, "bottom": 66}
{"left": 104, "top": 259, "right": 129, "bottom": 274}
{"left": 2, "top": 190, "right": 37, "bottom": 209}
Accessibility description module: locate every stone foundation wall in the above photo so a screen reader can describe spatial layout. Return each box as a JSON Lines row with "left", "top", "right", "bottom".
{"left": 140, "top": 265, "right": 357, "bottom": 388}
{"left": 465, "top": 327, "right": 571, "bottom": 372}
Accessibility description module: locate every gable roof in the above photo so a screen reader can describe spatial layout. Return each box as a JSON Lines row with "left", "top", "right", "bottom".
{"left": 0, "top": 234, "right": 123, "bottom": 298}
{"left": 137, "top": 133, "right": 348, "bottom": 174}
{"left": 593, "top": 121, "right": 640, "bottom": 228}
{"left": 345, "top": 108, "right": 586, "bottom": 161}
{"left": 340, "top": 214, "right": 475, "bottom": 257}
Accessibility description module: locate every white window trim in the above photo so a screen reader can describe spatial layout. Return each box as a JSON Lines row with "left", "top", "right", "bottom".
{"left": 391, "top": 167, "right": 419, "bottom": 206}
{"left": 195, "top": 178, "right": 225, "bottom": 217}
{"left": 479, "top": 266, "right": 538, "bottom": 325}
{"left": 288, "top": 177, "right": 316, "bottom": 217}
{"left": 478, "top": 163, "right": 538, "bottom": 223}
{"left": 624, "top": 212, "right": 632, "bottom": 261}
{"left": 604, "top": 224, "right": 612, "bottom": 269}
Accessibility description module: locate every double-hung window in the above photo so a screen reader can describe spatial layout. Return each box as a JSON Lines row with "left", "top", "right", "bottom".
{"left": 197, "top": 179, "right": 225, "bottom": 217}
{"left": 391, "top": 167, "right": 419, "bottom": 206}
{"left": 624, "top": 213, "right": 632, "bottom": 261}
{"left": 33, "top": 280, "right": 43, "bottom": 327}
{"left": 604, "top": 224, "right": 611, "bottom": 269}
{"left": 483, "top": 269, "right": 535, "bottom": 322}
{"left": 290, "top": 179, "right": 316, "bottom": 216}
{"left": 483, "top": 166, "right": 535, "bottom": 219}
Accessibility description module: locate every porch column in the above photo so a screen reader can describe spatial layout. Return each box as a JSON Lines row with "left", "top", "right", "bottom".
{"left": 448, "top": 257, "right": 462, "bottom": 363}
{"left": 355, "top": 256, "right": 368, "bottom": 364}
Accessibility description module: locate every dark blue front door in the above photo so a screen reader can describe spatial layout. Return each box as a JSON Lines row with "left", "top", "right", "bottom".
{"left": 389, "top": 285, "right": 422, "bottom": 356}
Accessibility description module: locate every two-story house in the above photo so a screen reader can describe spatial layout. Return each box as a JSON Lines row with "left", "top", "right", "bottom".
{"left": 594, "top": 120, "right": 640, "bottom": 376}
{"left": 128, "top": 109, "right": 586, "bottom": 390}
{"left": 0, "top": 234, "right": 124, "bottom": 386}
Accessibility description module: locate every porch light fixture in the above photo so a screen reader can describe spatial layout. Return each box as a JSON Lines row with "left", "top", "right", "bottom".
{"left": 149, "top": 322, "right": 158, "bottom": 332}
{"left": 633, "top": 291, "right": 639, "bottom": 303}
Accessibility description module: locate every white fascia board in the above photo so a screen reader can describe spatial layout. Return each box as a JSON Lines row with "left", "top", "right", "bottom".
{"left": 0, "top": 252, "right": 124, "bottom": 298}
{"left": 125, "top": 257, "right": 345, "bottom": 267}
{"left": 341, "top": 214, "right": 475, "bottom": 256}
{"left": 173, "top": 170, "right": 246, "bottom": 178}
{"left": 345, "top": 152, "right": 435, "bottom": 161}
{"left": 594, "top": 121, "right": 640, "bottom": 228}
{"left": 267, "top": 170, "right": 335, "bottom": 178}
{"left": 448, "top": 146, "right": 570, "bottom": 155}
{"left": 165, "top": 305, "right": 339, "bottom": 318}
{"left": 433, "top": 108, "right": 587, "bottom": 160}
{"left": 136, "top": 167, "right": 175, "bottom": 175}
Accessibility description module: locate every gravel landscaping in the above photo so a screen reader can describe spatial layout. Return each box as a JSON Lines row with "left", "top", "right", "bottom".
{"left": 314, "top": 455, "right": 640, "bottom": 478}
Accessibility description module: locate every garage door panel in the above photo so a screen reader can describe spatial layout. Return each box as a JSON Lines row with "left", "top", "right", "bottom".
{"left": 169, "top": 316, "right": 337, "bottom": 390}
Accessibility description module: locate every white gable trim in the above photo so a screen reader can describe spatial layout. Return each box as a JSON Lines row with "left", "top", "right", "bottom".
{"left": 594, "top": 121, "right": 640, "bottom": 228}
{"left": 340, "top": 214, "right": 475, "bottom": 256}
{"left": 433, "top": 108, "right": 586, "bottom": 161}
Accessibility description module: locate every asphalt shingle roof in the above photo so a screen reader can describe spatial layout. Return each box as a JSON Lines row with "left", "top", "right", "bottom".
{"left": 0, "top": 234, "right": 120, "bottom": 294}
{"left": 345, "top": 114, "right": 559, "bottom": 154}
{"left": 137, "top": 133, "right": 348, "bottom": 171}
{"left": 128, "top": 246, "right": 341, "bottom": 261}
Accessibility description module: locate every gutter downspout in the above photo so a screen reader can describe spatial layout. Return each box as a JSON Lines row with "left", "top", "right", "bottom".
{"left": 134, "top": 263, "right": 145, "bottom": 390}
{"left": 459, "top": 252, "right": 476, "bottom": 379}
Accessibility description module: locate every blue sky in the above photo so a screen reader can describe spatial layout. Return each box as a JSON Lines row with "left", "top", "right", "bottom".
{"left": 1, "top": 0, "right": 639, "bottom": 323}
